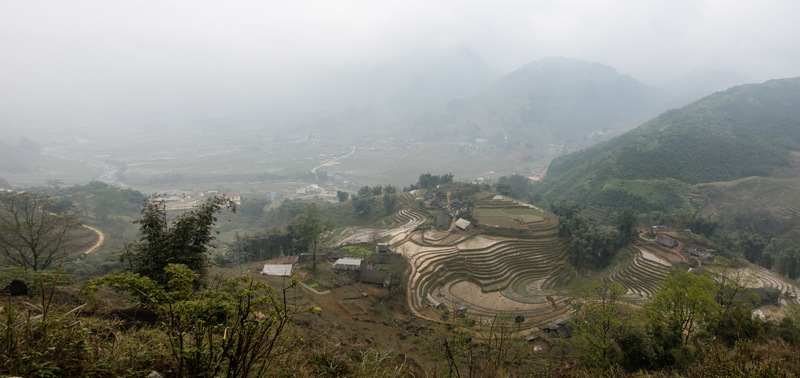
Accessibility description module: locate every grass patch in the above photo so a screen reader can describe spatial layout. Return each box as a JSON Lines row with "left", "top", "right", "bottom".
{"left": 338, "top": 245, "right": 373, "bottom": 259}
{"left": 473, "top": 206, "right": 545, "bottom": 228}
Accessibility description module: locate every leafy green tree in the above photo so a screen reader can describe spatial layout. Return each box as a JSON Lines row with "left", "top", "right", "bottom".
{"left": 87, "top": 264, "right": 315, "bottom": 377}
{"left": 238, "top": 197, "right": 270, "bottom": 218}
{"left": 495, "top": 183, "right": 513, "bottom": 197}
{"left": 647, "top": 267, "right": 719, "bottom": 345}
{"left": 382, "top": 185, "right": 397, "bottom": 195}
{"left": 336, "top": 190, "right": 349, "bottom": 203}
{"left": 358, "top": 186, "right": 373, "bottom": 197}
{"left": 415, "top": 173, "right": 454, "bottom": 189}
{"left": 0, "top": 191, "right": 84, "bottom": 271}
{"left": 352, "top": 195, "right": 374, "bottom": 217}
{"left": 706, "top": 268, "right": 762, "bottom": 346}
{"left": 383, "top": 194, "right": 398, "bottom": 215}
{"left": 778, "top": 249, "right": 800, "bottom": 279}
{"left": 287, "top": 203, "right": 332, "bottom": 275}
{"left": 121, "top": 195, "right": 235, "bottom": 285}
{"left": 371, "top": 185, "right": 383, "bottom": 196}
{"left": 569, "top": 277, "right": 629, "bottom": 369}
{"left": 615, "top": 208, "right": 639, "bottom": 246}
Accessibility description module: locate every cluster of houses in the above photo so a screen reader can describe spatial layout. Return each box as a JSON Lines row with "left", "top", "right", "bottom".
{"left": 160, "top": 190, "right": 242, "bottom": 210}
{"left": 426, "top": 189, "right": 474, "bottom": 232}
{"left": 648, "top": 225, "right": 716, "bottom": 262}
{"left": 260, "top": 243, "right": 399, "bottom": 287}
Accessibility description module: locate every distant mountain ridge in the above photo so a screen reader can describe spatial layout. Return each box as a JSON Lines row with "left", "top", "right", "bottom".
{"left": 401, "top": 57, "right": 664, "bottom": 145}
{"left": 533, "top": 77, "right": 800, "bottom": 211}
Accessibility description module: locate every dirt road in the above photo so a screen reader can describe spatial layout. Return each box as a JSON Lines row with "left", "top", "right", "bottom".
{"left": 312, "top": 146, "right": 356, "bottom": 174}
{"left": 82, "top": 225, "right": 105, "bottom": 254}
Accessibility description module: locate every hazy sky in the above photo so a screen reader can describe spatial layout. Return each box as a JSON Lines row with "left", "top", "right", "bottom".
{"left": 2, "top": 0, "right": 800, "bottom": 128}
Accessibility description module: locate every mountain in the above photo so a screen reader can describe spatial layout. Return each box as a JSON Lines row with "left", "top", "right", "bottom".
{"left": 533, "top": 77, "right": 800, "bottom": 213}
{"left": 401, "top": 57, "right": 664, "bottom": 146}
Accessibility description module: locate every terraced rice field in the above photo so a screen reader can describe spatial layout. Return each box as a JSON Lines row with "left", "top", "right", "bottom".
{"left": 608, "top": 246, "right": 672, "bottom": 301}
{"left": 331, "top": 193, "right": 427, "bottom": 247}
{"left": 392, "top": 199, "right": 580, "bottom": 328}
{"left": 472, "top": 196, "right": 557, "bottom": 234}
{"left": 712, "top": 266, "right": 800, "bottom": 306}
{"left": 699, "top": 177, "right": 800, "bottom": 219}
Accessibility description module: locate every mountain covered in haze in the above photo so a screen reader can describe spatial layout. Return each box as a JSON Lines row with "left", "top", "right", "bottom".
{"left": 400, "top": 57, "right": 664, "bottom": 145}
{"left": 533, "top": 77, "right": 800, "bottom": 213}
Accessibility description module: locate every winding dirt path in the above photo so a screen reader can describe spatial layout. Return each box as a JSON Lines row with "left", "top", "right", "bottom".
{"left": 82, "top": 225, "right": 105, "bottom": 254}
{"left": 311, "top": 146, "right": 356, "bottom": 173}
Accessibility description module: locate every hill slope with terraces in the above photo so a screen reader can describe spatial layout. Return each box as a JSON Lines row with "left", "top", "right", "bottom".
{"left": 327, "top": 188, "right": 800, "bottom": 329}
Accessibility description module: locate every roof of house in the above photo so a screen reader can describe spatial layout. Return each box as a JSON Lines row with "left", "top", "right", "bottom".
{"left": 655, "top": 234, "right": 678, "bottom": 247}
{"left": 435, "top": 214, "right": 452, "bottom": 229}
{"left": 333, "top": 257, "right": 363, "bottom": 269}
{"left": 359, "top": 268, "right": 390, "bottom": 285}
{"left": 260, "top": 264, "right": 293, "bottom": 277}
{"left": 454, "top": 218, "right": 472, "bottom": 230}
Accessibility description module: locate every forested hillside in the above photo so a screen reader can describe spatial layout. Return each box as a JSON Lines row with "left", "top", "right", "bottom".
{"left": 535, "top": 77, "right": 800, "bottom": 210}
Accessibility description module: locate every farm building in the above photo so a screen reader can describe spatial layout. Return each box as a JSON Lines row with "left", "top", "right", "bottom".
{"left": 435, "top": 214, "right": 452, "bottom": 230}
{"left": 296, "top": 253, "right": 323, "bottom": 263}
{"left": 454, "top": 218, "right": 472, "bottom": 231}
{"left": 371, "top": 252, "right": 402, "bottom": 264}
{"left": 359, "top": 268, "right": 391, "bottom": 286}
{"left": 376, "top": 243, "right": 390, "bottom": 253}
{"left": 260, "top": 264, "right": 293, "bottom": 277}
{"left": 655, "top": 234, "right": 678, "bottom": 248}
{"left": 223, "top": 192, "right": 242, "bottom": 205}
{"left": 542, "top": 318, "right": 573, "bottom": 337}
{"left": 683, "top": 244, "right": 713, "bottom": 260}
{"left": 332, "top": 257, "right": 363, "bottom": 271}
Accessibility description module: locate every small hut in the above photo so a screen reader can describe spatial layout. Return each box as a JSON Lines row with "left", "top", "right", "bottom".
{"left": 332, "top": 257, "right": 363, "bottom": 271}
{"left": 260, "top": 264, "right": 293, "bottom": 277}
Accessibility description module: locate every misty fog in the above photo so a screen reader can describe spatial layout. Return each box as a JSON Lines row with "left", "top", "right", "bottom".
{"left": 2, "top": 0, "right": 800, "bottom": 191}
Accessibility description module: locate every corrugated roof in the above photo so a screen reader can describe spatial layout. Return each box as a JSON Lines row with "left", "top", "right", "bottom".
{"left": 333, "top": 257, "right": 362, "bottom": 270}
{"left": 454, "top": 218, "right": 471, "bottom": 229}
{"left": 260, "top": 264, "right": 293, "bottom": 276}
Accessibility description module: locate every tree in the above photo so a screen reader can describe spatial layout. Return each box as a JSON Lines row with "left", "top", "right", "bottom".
{"left": 496, "top": 183, "right": 513, "bottom": 197}
{"left": 0, "top": 191, "right": 84, "bottom": 270}
{"left": 569, "top": 277, "right": 629, "bottom": 368}
{"left": 88, "top": 264, "right": 314, "bottom": 377}
{"left": 383, "top": 194, "right": 398, "bottom": 215}
{"left": 382, "top": 185, "right": 397, "bottom": 195}
{"left": 336, "top": 190, "right": 349, "bottom": 203}
{"left": 615, "top": 208, "right": 638, "bottom": 246}
{"left": 288, "top": 203, "right": 332, "bottom": 275}
{"left": 358, "top": 186, "right": 373, "bottom": 197}
{"left": 121, "top": 195, "right": 235, "bottom": 285}
{"left": 352, "top": 195, "right": 374, "bottom": 217}
{"left": 647, "top": 267, "right": 719, "bottom": 345}
{"left": 238, "top": 197, "right": 269, "bottom": 218}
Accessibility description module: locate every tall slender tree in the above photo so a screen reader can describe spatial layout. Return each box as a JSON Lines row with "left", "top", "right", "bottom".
{"left": 288, "top": 204, "right": 332, "bottom": 275}
{"left": 122, "top": 194, "right": 235, "bottom": 285}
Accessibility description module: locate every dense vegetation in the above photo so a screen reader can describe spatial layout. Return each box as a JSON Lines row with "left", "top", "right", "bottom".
{"left": 535, "top": 78, "right": 800, "bottom": 209}
{"left": 492, "top": 78, "right": 800, "bottom": 280}
{"left": 2, "top": 178, "right": 800, "bottom": 376}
